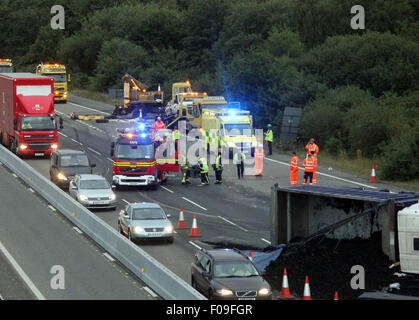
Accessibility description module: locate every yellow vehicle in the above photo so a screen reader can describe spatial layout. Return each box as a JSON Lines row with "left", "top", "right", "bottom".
{"left": 0, "top": 59, "right": 13, "bottom": 73}
{"left": 36, "top": 63, "right": 70, "bottom": 102}
{"left": 201, "top": 105, "right": 257, "bottom": 157}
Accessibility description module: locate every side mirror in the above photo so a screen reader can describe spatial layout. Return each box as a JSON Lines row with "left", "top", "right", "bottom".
{"left": 59, "top": 117, "right": 63, "bottom": 129}
{"left": 166, "top": 214, "right": 171, "bottom": 218}
{"left": 110, "top": 142, "right": 115, "bottom": 157}
{"left": 71, "top": 185, "right": 77, "bottom": 190}
{"left": 110, "top": 149, "right": 114, "bottom": 157}
{"left": 202, "top": 271, "right": 211, "bottom": 278}
{"left": 90, "top": 163, "right": 96, "bottom": 168}
{"left": 52, "top": 165, "right": 58, "bottom": 169}
{"left": 111, "top": 185, "right": 116, "bottom": 189}
{"left": 13, "top": 118, "right": 17, "bottom": 130}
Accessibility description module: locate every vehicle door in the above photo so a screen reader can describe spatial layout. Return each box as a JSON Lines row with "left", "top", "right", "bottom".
{"left": 196, "top": 254, "right": 212, "bottom": 294}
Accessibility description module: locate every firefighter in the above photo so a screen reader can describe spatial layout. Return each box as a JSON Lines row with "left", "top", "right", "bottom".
{"left": 254, "top": 143, "right": 265, "bottom": 176}
{"left": 303, "top": 153, "right": 315, "bottom": 184}
{"left": 305, "top": 138, "right": 319, "bottom": 155}
{"left": 234, "top": 149, "right": 246, "bottom": 179}
{"left": 290, "top": 152, "right": 299, "bottom": 186}
{"left": 311, "top": 151, "right": 318, "bottom": 185}
{"left": 213, "top": 151, "right": 224, "bottom": 184}
{"left": 198, "top": 156, "right": 210, "bottom": 185}
{"left": 172, "top": 125, "right": 179, "bottom": 152}
{"left": 180, "top": 155, "right": 191, "bottom": 184}
{"left": 265, "top": 124, "right": 273, "bottom": 155}
{"left": 154, "top": 116, "right": 165, "bottom": 131}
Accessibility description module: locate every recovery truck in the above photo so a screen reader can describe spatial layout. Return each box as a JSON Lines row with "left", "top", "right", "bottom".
{"left": 0, "top": 59, "right": 13, "bottom": 73}
{"left": 110, "top": 122, "right": 178, "bottom": 189}
{"left": 36, "top": 63, "right": 70, "bottom": 102}
{"left": 0, "top": 73, "right": 63, "bottom": 157}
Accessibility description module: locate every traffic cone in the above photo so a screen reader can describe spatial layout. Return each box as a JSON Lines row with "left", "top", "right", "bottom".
{"left": 248, "top": 250, "right": 253, "bottom": 261}
{"left": 280, "top": 268, "right": 292, "bottom": 299}
{"left": 370, "top": 164, "right": 377, "bottom": 183}
{"left": 334, "top": 291, "right": 339, "bottom": 300}
{"left": 177, "top": 206, "right": 186, "bottom": 229}
{"left": 303, "top": 276, "right": 311, "bottom": 300}
{"left": 189, "top": 213, "right": 201, "bottom": 237}
{"left": 158, "top": 83, "right": 161, "bottom": 95}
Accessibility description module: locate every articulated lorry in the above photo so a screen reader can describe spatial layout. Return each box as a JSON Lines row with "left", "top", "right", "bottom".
{"left": 36, "top": 63, "right": 70, "bottom": 102}
{"left": 0, "top": 59, "right": 13, "bottom": 73}
{"left": 0, "top": 73, "right": 62, "bottom": 157}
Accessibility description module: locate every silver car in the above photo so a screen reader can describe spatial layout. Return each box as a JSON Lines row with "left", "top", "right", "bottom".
{"left": 118, "top": 202, "right": 174, "bottom": 243}
{"left": 69, "top": 174, "right": 117, "bottom": 209}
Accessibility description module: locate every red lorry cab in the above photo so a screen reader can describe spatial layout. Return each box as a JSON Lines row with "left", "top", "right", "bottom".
{"left": 0, "top": 73, "right": 60, "bottom": 157}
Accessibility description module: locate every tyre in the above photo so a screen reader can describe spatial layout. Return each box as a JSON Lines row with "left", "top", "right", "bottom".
{"left": 167, "top": 237, "right": 174, "bottom": 244}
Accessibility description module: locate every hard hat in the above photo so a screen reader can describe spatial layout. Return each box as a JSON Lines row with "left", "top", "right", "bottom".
{"left": 267, "top": 124, "right": 272, "bottom": 127}
{"left": 157, "top": 116, "right": 161, "bottom": 120}
{"left": 310, "top": 138, "right": 315, "bottom": 142}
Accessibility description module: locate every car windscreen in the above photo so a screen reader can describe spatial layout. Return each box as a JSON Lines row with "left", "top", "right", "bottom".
{"left": 79, "top": 179, "right": 109, "bottom": 189}
{"left": 213, "top": 261, "right": 259, "bottom": 278}
{"left": 59, "top": 155, "right": 90, "bottom": 167}
{"left": 47, "top": 73, "right": 67, "bottom": 83}
{"left": 115, "top": 144, "right": 153, "bottom": 160}
{"left": 224, "top": 123, "right": 252, "bottom": 135}
{"left": 132, "top": 208, "right": 165, "bottom": 220}
{"left": 20, "top": 116, "right": 56, "bottom": 131}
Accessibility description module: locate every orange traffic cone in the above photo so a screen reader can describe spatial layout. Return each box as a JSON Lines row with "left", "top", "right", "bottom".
{"left": 303, "top": 276, "right": 311, "bottom": 300}
{"left": 280, "top": 268, "right": 292, "bottom": 299}
{"left": 158, "top": 83, "right": 161, "bottom": 95}
{"left": 248, "top": 250, "right": 253, "bottom": 261}
{"left": 334, "top": 291, "right": 339, "bottom": 300}
{"left": 177, "top": 206, "right": 186, "bottom": 229}
{"left": 370, "top": 164, "right": 377, "bottom": 183}
{"left": 189, "top": 213, "right": 201, "bottom": 237}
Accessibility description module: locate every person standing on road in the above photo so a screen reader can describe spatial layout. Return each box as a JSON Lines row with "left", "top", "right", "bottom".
{"left": 254, "top": 143, "right": 265, "bottom": 176}
{"left": 234, "top": 149, "right": 246, "bottom": 179}
{"left": 311, "top": 151, "right": 318, "bottom": 185}
{"left": 290, "top": 152, "right": 299, "bottom": 186}
{"left": 180, "top": 155, "right": 191, "bottom": 184}
{"left": 198, "top": 156, "right": 210, "bottom": 185}
{"left": 213, "top": 151, "right": 224, "bottom": 184}
{"left": 303, "top": 153, "right": 314, "bottom": 184}
{"left": 265, "top": 124, "right": 273, "bottom": 156}
{"left": 305, "top": 138, "right": 319, "bottom": 156}
{"left": 154, "top": 116, "right": 165, "bottom": 131}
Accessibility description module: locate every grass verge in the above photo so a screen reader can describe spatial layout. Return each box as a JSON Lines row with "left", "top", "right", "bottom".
{"left": 70, "top": 87, "right": 122, "bottom": 105}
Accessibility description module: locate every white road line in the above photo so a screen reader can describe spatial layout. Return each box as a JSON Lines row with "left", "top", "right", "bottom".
{"left": 143, "top": 286, "right": 158, "bottom": 298}
{"left": 28, "top": 188, "right": 35, "bottom": 193}
{"left": 161, "top": 186, "right": 174, "bottom": 194}
{"left": 0, "top": 242, "right": 46, "bottom": 300}
{"left": 107, "top": 158, "right": 113, "bottom": 162}
{"left": 87, "top": 147, "right": 101, "bottom": 156}
{"left": 103, "top": 253, "right": 115, "bottom": 262}
{"left": 218, "top": 216, "right": 248, "bottom": 232}
{"left": 181, "top": 197, "right": 207, "bottom": 211}
{"left": 12, "top": 173, "right": 17, "bottom": 178}
{"left": 73, "top": 227, "right": 83, "bottom": 234}
{"left": 189, "top": 241, "right": 202, "bottom": 250}
{"left": 261, "top": 238, "right": 271, "bottom": 245}
{"left": 122, "top": 199, "right": 130, "bottom": 204}
{"left": 0, "top": 293, "right": 3, "bottom": 300}
{"left": 265, "top": 157, "right": 378, "bottom": 189}
{"left": 48, "top": 205, "right": 56, "bottom": 212}
{"left": 68, "top": 102, "right": 111, "bottom": 115}
{"left": 71, "top": 138, "right": 82, "bottom": 145}
{"left": 58, "top": 132, "right": 68, "bottom": 138}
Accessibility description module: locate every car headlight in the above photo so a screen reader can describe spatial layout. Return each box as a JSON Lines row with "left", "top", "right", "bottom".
{"left": 78, "top": 194, "right": 88, "bottom": 201}
{"left": 164, "top": 225, "right": 173, "bottom": 233}
{"left": 108, "top": 193, "right": 116, "bottom": 201}
{"left": 258, "top": 288, "right": 271, "bottom": 296}
{"left": 217, "top": 289, "right": 234, "bottom": 296}
{"left": 51, "top": 143, "right": 58, "bottom": 150}
{"left": 133, "top": 226, "right": 144, "bottom": 233}
{"left": 57, "top": 172, "right": 67, "bottom": 180}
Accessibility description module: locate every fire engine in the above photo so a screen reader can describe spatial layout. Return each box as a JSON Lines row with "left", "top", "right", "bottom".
{"left": 110, "top": 122, "right": 178, "bottom": 190}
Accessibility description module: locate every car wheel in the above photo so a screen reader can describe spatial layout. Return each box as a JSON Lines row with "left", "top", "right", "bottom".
{"left": 167, "top": 237, "right": 174, "bottom": 244}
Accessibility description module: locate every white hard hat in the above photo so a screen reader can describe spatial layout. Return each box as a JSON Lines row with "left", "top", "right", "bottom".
{"left": 157, "top": 116, "right": 161, "bottom": 120}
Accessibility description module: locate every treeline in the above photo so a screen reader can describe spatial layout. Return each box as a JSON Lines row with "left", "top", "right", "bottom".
{"left": 1, "top": 0, "right": 418, "bottom": 180}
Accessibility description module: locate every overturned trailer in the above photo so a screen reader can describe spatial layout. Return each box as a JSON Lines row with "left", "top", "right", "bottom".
{"left": 270, "top": 185, "right": 419, "bottom": 265}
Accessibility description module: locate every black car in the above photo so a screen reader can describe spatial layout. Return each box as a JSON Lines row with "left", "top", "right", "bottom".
{"left": 191, "top": 248, "right": 272, "bottom": 300}
{"left": 50, "top": 149, "right": 96, "bottom": 187}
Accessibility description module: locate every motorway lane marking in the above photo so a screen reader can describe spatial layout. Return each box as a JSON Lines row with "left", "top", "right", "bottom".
{"left": 71, "top": 138, "right": 83, "bottom": 145}
{"left": 87, "top": 147, "right": 101, "bottom": 156}
{"left": 0, "top": 242, "right": 46, "bottom": 300}
{"left": 161, "top": 186, "right": 174, "bottom": 193}
{"left": 265, "top": 157, "right": 378, "bottom": 189}
{"left": 48, "top": 205, "right": 56, "bottom": 212}
{"left": 28, "top": 188, "right": 35, "bottom": 193}
{"left": 218, "top": 216, "right": 248, "bottom": 232}
{"left": 103, "top": 253, "right": 115, "bottom": 262}
{"left": 68, "top": 102, "right": 112, "bottom": 115}
{"left": 73, "top": 227, "right": 83, "bottom": 234}
{"left": 55, "top": 110, "right": 70, "bottom": 119}
{"left": 261, "top": 238, "right": 271, "bottom": 245}
{"left": 11, "top": 173, "right": 17, "bottom": 178}
{"left": 143, "top": 286, "right": 158, "bottom": 298}
{"left": 58, "top": 132, "right": 68, "bottom": 138}
{"left": 107, "top": 158, "right": 113, "bottom": 162}
{"left": 182, "top": 197, "right": 207, "bottom": 211}
{"left": 122, "top": 199, "right": 130, "bottom": 204}
{"left": 189, "top": 241, "right": 202, "bottom": 250}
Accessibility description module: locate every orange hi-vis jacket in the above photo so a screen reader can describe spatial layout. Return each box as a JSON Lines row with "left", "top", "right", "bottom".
{"left": 154, "top": 120, "right": 165, "bottom": 131}
{"left": 290, "top": 156, "right": 299, "bottom": 172}
{"left": 305, "top": 143, "right": 319, "bottom": 155}
{"left": 303, "top": 158, "right": 314, "bottom": 172}
{"left": 255, "top": 148, "right": 265, "bottom": 159}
